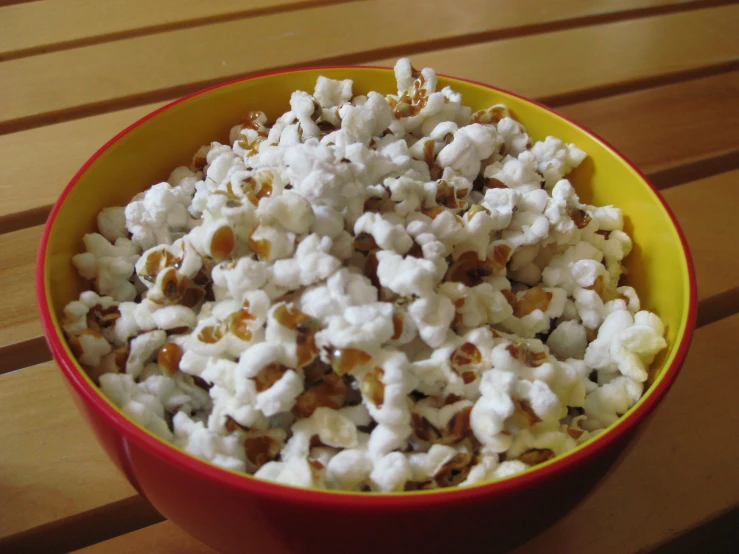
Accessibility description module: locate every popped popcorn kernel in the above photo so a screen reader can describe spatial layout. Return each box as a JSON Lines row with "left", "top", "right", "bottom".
{"left": 64, "top": 58, "right": 667, "bottom": 492}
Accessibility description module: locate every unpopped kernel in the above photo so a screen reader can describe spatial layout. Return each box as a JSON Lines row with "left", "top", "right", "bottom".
{"left": 64, "top": 59, "right": 667, "bottom": 492}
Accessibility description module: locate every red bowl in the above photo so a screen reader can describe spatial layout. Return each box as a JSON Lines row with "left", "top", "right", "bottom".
{"left": 37, "top": 67, "right": 696, "bottom": 554}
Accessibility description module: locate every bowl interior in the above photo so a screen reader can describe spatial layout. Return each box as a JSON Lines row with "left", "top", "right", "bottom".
{"left": 41, "top": 67, "right": 693, "bottom": 489}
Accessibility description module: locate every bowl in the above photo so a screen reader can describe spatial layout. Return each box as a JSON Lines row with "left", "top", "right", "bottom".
{"left": 36, "top": 66, "right": 697, "bottom": 554}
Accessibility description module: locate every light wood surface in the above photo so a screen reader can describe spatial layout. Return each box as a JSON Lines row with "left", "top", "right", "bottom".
{"left": 1, "top": 0, "right": 737, "bottom": 552}
{"left": 2, "top": 1, "right": 737, "bottom": 133}
{"left": 0, "top": 363, "right": 136, "bottom": 542}
{"left": 0, "top": 0, "right": 359, "bottom": 60}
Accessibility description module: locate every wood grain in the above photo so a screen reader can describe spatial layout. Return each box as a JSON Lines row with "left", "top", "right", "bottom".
{"left": 373, "top": 4, "right": 739, "bottom": 107}
{"left": 559, "top": 72, "right": 739, "bottom": 186}
{"left": 70, "top": 313, "right": 739, "bottom": 553}
{"left": 0, "top": 0, "right": 360, "bottom": 61}
{"left": 0, "top": 362, "right": 137, "bottom": 544}
{"left": 1, "top": 1, "right": 737, "bottom": 133}
{"left": 1, "top": 20, "right": 738, "bottom": 231}
{"left": 73, "top": 520, "right": 215, "bottom": 554}
{"left": 0, "top": 226, "right": 47, "bottom": 349}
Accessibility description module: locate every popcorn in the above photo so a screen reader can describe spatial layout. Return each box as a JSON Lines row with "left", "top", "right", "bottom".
{"left": 354, "top": 212, "right": 413, "bottom": 254}
{"left": 300, "top": 268, "right": 377, "bottom": 321}
{"left": 483, "top": 151, "right": 542, "bottom": 193}
{"left": 317, "top": 302, "right": 394, "bottom": 353}
{"left": 314, "top": 76, "right": 353, "bottom": 108}
{"left": 370, "top": 452, "right": 412, "bottom": 492}
{"left": 72, "top": 233, "right": 139, "bottom": 301}
{"left": 211, "top": 257, "right": 269, "bottom": 301}
{"left": 584, "top": 309, "right": 667, "bottom": 383}
{"left": 257, "top": 190, "right": 315, "bottom": 235}
{"left": 65, "top": 58, "right": 667, "bottom": 492}
{"left": 125, "top": 182, "right": 192, "bottom": 250}
{"left": 97, "top": 207, "right": 128, "bottom": 242}
{"left": 255, "top": 457, "right": 325, "bottom": 489}
{"left": 437, "top": 124, "right": 500, "bottom": 181}
{"left": 126, "top": 330, "right": 167, "bottom": 379}
{"left": 530, "top": 136, "right": 587, "bottom": 189}
{"left": 326, "top": 438, "right": 373, "bottom": 490}
{"left": 100, "top": 373, "right": 173, "bottom": 440}
{"left": 173, "top": 412, "right": 246, "bottom": 472}
{"left": 547, "top": 320, "right": 587, "bottom": 360}
{"left": 470, "top": 369, "right": 516, "bottom": 452}
{"left": 376, "top": 251, "right": 441, "bottom": 297}
{"left": 269, "top": 233, "right": 341, "bottom": 290}
{"left": 408, "top": 294, "right": 455, "bottom": 348}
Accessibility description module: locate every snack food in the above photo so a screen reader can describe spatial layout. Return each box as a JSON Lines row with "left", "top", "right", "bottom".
{"left": 62, "top": 59, "right": 667, "bottom": 492}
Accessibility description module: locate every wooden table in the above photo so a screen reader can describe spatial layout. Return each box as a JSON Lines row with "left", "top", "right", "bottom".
{"left": 1, "top": 0, "right": 738, "bottom": 552}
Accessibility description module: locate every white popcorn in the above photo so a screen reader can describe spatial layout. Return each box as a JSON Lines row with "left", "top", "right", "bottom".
{"left": 359, "top": 350, "right": 417, "bottom": 427}
{"left": 496, "top": 117, "right": 530, "bottom": 158}
{"left": 65, "top": 59, "right": 667, "bottom": 493}
{"left": 354, "top": 212, "right": 413, "bottom": 254}
{"left": 173, "top": 412, "right": 246, "bottom": 472}
{"left": 257, "top": 190, "right": 315, "bottom": 235}
{"left": 255, "top": 456, "right": 325, "bottom": 488}
{"left": 72, "top": 233, "right": 139, "bottom": 301}
{"left": 300, "top": 268, "right": 377, "bottom": 321}
{"left": 126, "top": 330, "right": 167, "bottom": 379}
{"left": 370, "top": 452, "right": 412, "bottom": 492}
{"left": 437, "top": 123, "right": 500, "bottom": 181}
{"left": 530, "top": 136, "right": 587, "bottom": 189}
{"left": 317, "top": 302, "right": 394, "bottom": 353}
{"left": 314, "top": 76, "right": 353, "bottom": 108}
{"left": 341, "top": 92, "right": 393, "bottom": 146}
{"left": 97, "top": 207, "right": 128, "bottom": 242}
{"left": 269, "top": 233, "right": 341, "bottom": 291}
{"left": 211, "top": 257, "right": 269, "bottom": 301}
{"left": 376, "top": 250, "right": 442, "bottom": 297}
{"left": 459, "top": 455, "right": 499, "bottom": 487}
{"left": 125, "top": 182, "right": 192, "bottom": 250}
{"left": 583, "top": 375, "right": 643, "bottom": 428}
{"left": 481, "top": 187, "right": 519, "bottom": 230}
{"left": 585, "top": 309, "right": 667, "bottom": 383}
{"left": 408, "top": 294, "right": 455, "bottom": 348}
{"left": 100, "top": 373, "right": 173, "bottom": 440}
{"left": 470, "top": 370, "right": 516, "bottom": 452}
{"left": 484, "top": 151, "right": 542, "bottom": 193}
{"left": 547, "top": 320, "right": 587, "bottom": 360}
{"left": 247, "top": 224, "right": 296, "bottom": 261}
{"left": 326, "top": 440, "right": 373, "bottom": 490}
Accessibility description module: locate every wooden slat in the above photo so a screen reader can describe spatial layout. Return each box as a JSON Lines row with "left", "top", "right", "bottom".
{"left": 1, "top": 0, "right": 736, "bottom": 133}
{"left": 73, "top": 521, "right": 215, "bottom": 554}
{"left": 1, "top": 6, "right": 738, "bottom": 232}
{"left": 558, "top": 72, "right": 739, "bottom": 188}
{"left": 73, "top": 522, "right": 215, "bottom": 554}
{"left": 0, "top": 0, "right": 358, "bottom": 61}
{"left": 0, "top": 362, "right": 137, "bottom": 545}
{"left": 72, "top": 313, "right": 739, "bottom": 553}
{"left": 374, "top": 3, "right": 739, "bottom": 106}
{"left": 0, "top": 226, "right": 47, "bottom": 349}
{"left": 0, "top": 101, "right": 165, "bottom": 233}
{"left": 662, "top": 170, "right": 739, "bottom": 327}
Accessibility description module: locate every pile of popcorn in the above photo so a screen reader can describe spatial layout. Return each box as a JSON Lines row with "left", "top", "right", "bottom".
{"left": 63, "top": 59, "right": 667, "bottom": 492}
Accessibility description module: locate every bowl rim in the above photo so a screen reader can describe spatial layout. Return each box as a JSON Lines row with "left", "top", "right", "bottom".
{"left": 36, "top": 65, "right": 698, "bottom": 508}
